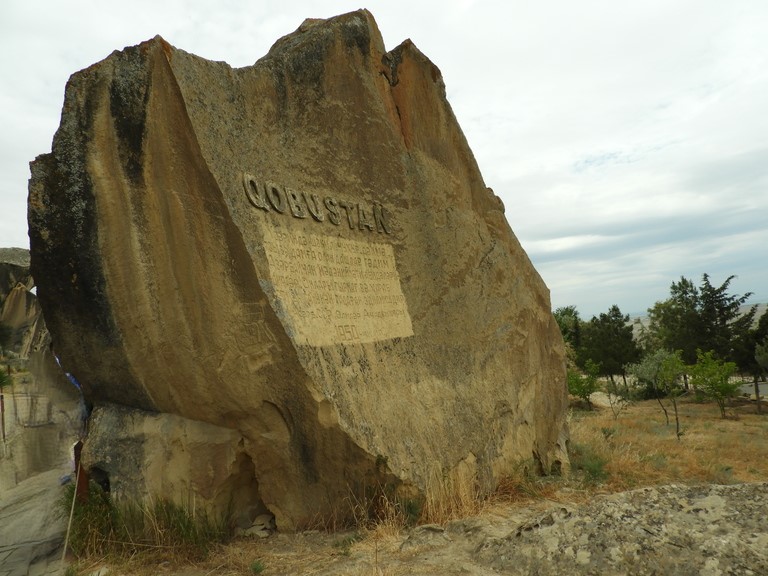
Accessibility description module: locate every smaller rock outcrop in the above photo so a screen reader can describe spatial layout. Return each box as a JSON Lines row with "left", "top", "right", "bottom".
{"left": 0, "top": 248, "right": 33, "bottom": 294}
{"left": 0, "top": 344, "right": 82, "bottom": 491}
{"left": 84, "top": 404, "right": 270, "bottom": 531}
{"left": 1, "top": 283, "right": 47, "bottom": 358}
{"left": 0, "top": 248, "right": 47, "bottom": 359}
{"left": 1, "top": 248, "right": 79, "bottom": 492}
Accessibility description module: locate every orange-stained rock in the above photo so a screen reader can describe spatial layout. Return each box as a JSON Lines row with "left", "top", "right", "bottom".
{"left": 28, "top": 10, "right": 568, "bottom": 529}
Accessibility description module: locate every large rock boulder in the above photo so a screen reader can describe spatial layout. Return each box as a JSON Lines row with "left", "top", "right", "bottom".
{"left": 28, "top": 10, "right": 568, "bottom": 529}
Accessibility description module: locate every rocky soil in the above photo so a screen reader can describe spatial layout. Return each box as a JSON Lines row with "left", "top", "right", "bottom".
{"left": 4, "top": 478, "right": 767, "bottom": 575}
{"left": 87, "top": 482, "right": 768, "bottom": 576}
{"left": 252, "top": 483, "right": 768, "bottom": 575}
{"left": 0, "top": 468, "right": 69, "bottom": 576}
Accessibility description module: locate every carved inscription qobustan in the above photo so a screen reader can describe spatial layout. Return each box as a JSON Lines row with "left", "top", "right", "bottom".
{"left": 244, "top": 173, "right": 391, "bottom": 234}
{"left": 260, "top": 229, "right": 413, "bottom": 346}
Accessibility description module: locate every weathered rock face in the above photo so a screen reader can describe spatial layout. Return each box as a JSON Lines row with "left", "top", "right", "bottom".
{"left": 0, "top": 248, "right": 48, "bottom": 358}
{"left": 28, "top": 10, "right": 568, "bottom": 529}
{"left": 0, "top": 248, "right": 33, "bottom": 296}
{"left": 0, "top": 283, "right": 46, "bottom": 357}
{"left": 0, "top": 346, "right": 81, "bottom": 491}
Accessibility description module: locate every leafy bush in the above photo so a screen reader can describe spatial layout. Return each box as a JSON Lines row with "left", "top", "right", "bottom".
{"left": 689, "top": 350, "right": 739, "bottom": 418}
{"left": 627, "top": 350, "right": 686, "bottom": 439}
{"left": 567, "top": 360, "right": 601, "bottom": 408}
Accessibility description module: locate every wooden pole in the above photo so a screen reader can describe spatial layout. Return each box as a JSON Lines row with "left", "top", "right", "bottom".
{"left": 1, "top": 391, "right": 5, "bottom": 443}
{"left": 73, "top": 440, "right": 90, "bottom": 503}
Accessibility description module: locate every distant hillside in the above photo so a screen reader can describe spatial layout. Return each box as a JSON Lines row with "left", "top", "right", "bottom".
{"left": 630, "top": 302, "right": 767, "bottom": 329}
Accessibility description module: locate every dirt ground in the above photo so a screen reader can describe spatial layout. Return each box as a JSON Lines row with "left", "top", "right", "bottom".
{"left": 9, "top": 396, "right": 768, "bottom": 576}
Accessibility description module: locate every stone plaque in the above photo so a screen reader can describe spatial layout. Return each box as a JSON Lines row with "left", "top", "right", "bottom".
{"left": 260, "top": 228, "right": 413, "bottom": 346}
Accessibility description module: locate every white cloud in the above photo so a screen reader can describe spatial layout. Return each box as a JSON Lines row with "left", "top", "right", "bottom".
{"left": 1, "top": 0, "right": 766, "bottom": 317}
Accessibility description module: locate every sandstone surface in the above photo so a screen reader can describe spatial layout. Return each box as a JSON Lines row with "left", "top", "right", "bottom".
{"left": 0, "top": 248, "right": 33, "bottom": 296}
{"left": 0, "top": 467, "right": 69, "bottom": 576}
{"left": 28, "top": 10, "right": 568, "bottom": 529}
{"left": 0, "top": 248, "right": 48, "bottom": 359}
{"left": 0, "top": 284, "right": 47, "bottom": 359}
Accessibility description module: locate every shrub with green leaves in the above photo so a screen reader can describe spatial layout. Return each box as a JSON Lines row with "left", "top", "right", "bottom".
{"left": 567, "top": 360, "right": 600, "bottom": 409}
{"left": 689, "top": 349, "right": 739, "bottom": 418}
{"left": 627, "top": 349, "right": 686, "bottom": 439}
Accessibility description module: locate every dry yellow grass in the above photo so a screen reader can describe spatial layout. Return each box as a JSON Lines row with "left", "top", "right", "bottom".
{"left": 421, "top": 460, "right": 485, "bottom": 524}
{"left": 568, "top": 398, "right": 768, "bottom": 491}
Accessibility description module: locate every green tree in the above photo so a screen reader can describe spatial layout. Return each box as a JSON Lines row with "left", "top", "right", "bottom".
{"left": 756, "top": 338, "right": 768, "bottom": 373}
{"left": 699, "top": 274, "right": 756, "bottom": 360}
{"left": 646, "top": 274, "right": 755, "bottom": 365}
{"left": 627, "top": 349, "right": 665, "bottom": 400}
{"left": 553, "top": 306, "right": 582, "bottom": 350}
{"left": 579, "top": 305, "right": 641, "bottom": 393}
{"left": 732, "top": 308, "right": 768, "bottom": 413}
{"left": 627, "top": 349, "right": 686, "bottom": 439}
{"left": 657, "top": 351, "right": 686, "bottom": 440}
{"left": 689, "top": 350, "right": 739, "bottom": 419}
{"left": 646, "top": 277, "right": 702, "bottom": 364}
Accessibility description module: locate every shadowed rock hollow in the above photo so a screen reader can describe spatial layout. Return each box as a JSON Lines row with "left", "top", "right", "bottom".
{"left": 28, "top": 10, "right": 568, "bottom": 530}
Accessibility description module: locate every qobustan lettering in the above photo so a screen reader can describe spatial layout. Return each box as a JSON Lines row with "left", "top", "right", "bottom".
{"left": 243, "top": 173, "right": 391, "bottom": 234}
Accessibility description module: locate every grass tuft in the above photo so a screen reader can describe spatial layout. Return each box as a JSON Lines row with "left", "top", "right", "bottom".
{"left": 569, "top": 442, "right": 609, "bottom": 483}
{"left": 58, "top": 481, "right": 231, "bottom": 567}
{"left": 421, "top": 463, "right": 483, "bottom": 524}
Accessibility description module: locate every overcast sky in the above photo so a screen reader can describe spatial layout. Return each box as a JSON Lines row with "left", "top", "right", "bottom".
{"left": 1, "top": 1, "right": 766, "bottom": 317}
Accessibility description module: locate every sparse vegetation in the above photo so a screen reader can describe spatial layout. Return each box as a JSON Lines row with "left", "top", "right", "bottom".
{"left": 60, "top": 396, "right": 768, "bottom": 575}
{"left": 52, "top": 272, "right": 767, "bottom": 575}
{"left": 626, "top": 349, "right": 686, "bottom": 439}
{"left": 569, "top": 442, "right": 609, "bottom": 483}
{"left": 333, "top": 532, "right": 364, "bottom": 556}
{"left": 567, "top": 398, "right": 768, "bottom": 491}
{"left": 604, "top": 377, "right": 631, "bottom": 419}
{"left": 58, "top": 481, "right": 231, "bottom": 573}
{"left": 567, "top": 360, "right": 600, "bottom": 409}
{"left": 689, "top": 350, "right": 740, "bottom": 418}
